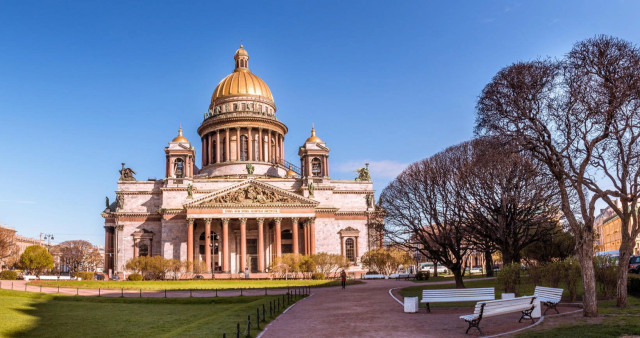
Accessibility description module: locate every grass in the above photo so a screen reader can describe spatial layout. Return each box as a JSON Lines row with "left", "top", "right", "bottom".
{"left": 0, "top": 288, "right": 301, "bottom": 337}
{"left": 27, "top": 279, "right": 360, "bottom": 290}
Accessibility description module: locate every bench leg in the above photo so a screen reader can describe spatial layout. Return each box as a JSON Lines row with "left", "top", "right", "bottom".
{"left": 425, "top": 303, "right": 430, "bottom": 313}
{"left": 465, "top": 319, "right": 482, "bottom": 335}
{"left": 543, "top": 302, "right": 559, "bottom": 315}
{"left": 519, "top": 308, "right": 534, "bottom": 323}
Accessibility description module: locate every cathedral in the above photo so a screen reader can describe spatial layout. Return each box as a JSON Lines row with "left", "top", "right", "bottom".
{"left": 101, "top": 45, "right": 380, "bottom": 277}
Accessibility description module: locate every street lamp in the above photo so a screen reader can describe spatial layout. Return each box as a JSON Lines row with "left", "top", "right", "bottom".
{"left": 42, "top": 233, "right": 54, "bottom": 250}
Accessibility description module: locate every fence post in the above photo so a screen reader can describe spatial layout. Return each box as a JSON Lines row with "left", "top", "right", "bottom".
{"left": 236, "top": 322, "right": 240, "bottom": 338}
{"left": 215, "top": 288, "right": 218, "bottom": 297}
{"left": 190, "top": 289, "right": 192, "bottom": 297}
{"left": 139, "top": 289, "right": 142, "bottom": 298}
{"left": 265, "top": 287, "right": 267, "bottom": 295}
{"left": 98, "top": 288, "right": 101, "bottom": 297}
{"left": 121, "top": 288, "right": 124, "bottom": 297}
{"left": 165, "top": 289, "right": 167, "bottom": 298}
{"left": 257, "top": 308, "right": 260, "bottom": 329}
{"left": 76, "top": 288, "right": 79, "bottom": 295}
{"left": 240, "top": 288, "right": 243, "bottom": 296}
{"left": 262, "top": 303, "right": 265, "bottom": 322}
{"left": 247, "top": 315, "right": 251, "bottom": 336}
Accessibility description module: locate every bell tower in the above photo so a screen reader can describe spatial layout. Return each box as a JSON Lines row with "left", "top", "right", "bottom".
{"left": 298, "top": 126, "right": 330, "bottom": 179}
{"left": 165, "top": 126, "right": 195, "bottom": 179}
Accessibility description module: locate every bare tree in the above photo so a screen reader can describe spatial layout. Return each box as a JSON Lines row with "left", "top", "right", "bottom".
{"left": 457, "top": 137, "right": 560, "bottom": 265}
{"left": 475, "top": 35, "right": 640, "bottom": 315}
{"left": 0, "top": 227, "right": 19, "bottom": 269}
{"left": 381, "top": 146, "right": 472, "bottom": 288}
{"left": 56, "top": 240, "right": 102, "bottom": 273}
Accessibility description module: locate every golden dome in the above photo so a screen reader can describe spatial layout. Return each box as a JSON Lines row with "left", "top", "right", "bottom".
{"left": 286, "top": 164, "right": 297, "bottom": 177}
{"left": 172, "top": 126, "right": 189, "bottom": 143}
{"left": 305, "top": 127, "right": 322, "bottom": 143}
{"left": 210, "top": 45, "right": 274, "bottom": 106}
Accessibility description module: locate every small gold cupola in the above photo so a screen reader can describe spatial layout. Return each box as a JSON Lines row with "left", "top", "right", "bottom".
{"left": 172, "top": 125, "right": 189, "bottom": 143}
{"left": 305, "top": 126, "right": 323, "bottom": 143}
{"left": 234, "top": 44, "right": 249, "bottom": 71}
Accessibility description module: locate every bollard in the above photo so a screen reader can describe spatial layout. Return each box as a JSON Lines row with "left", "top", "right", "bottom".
{"left": 240, "top": 288, "right": 243, "bottom": 296}
{"left": 265, "top": 287, "right": 267, "bottom": 295}
{"left": 223, "top": 333, "right": 226, "bottom": 338}
{"left": 257, "top": 308, "right": 260, "bottom": 329}
{"left": 165, "top": 289, "right": 167, "bottom": 298}
{"left": 99, "top": 288, "right": 101, "bottom": 297}
{"left": 262, "top": 303, "right": 265, "bottom": 321}
{"left": 215, "top": 288, "right": 218, "bottom": 297}
{"left": 140, "top": 289, "right": 142, "bottom": 298}
{"left": 247, "top": 315, "right": 251, "bottom": 336}
{"left": 277, "top": 297, "right": 280, "bottom": 310}
{"left": 236, "top": 322, "right": 240, "bottom": 338}
{"left": 77, "top": 288, "right": 79, "bottom": 295}
{"left": 190, "top": 289, "right": 192, "bottom": 297}
{"left": 269, "top": 301, "right": 272, "bottom": 316}
{"left": 121, "top": 288, "right": 124, "bottom": 297}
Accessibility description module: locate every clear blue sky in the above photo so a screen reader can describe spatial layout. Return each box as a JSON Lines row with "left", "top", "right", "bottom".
{"left": 1, "top": 1, "right": 639, "bottom": 245}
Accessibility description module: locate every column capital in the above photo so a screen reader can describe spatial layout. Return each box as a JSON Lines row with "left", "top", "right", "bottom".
{"left": 221, "top": 218, "right": 230, "bottom": 225}
{"left": 187, "top": 219, "right": 195, "bottom": 226}
{"left": 256, "top": 217, "right": 265, "bottom": 224}
{"left": 291, "top": 217, "right": 300, "bottom": 224}
{"left": 204, "top": 218, "right": 212, "bottom": 225}
{"left": 273, "top": 217, "right": 282, "bottom": 224}
{"left": 239, "top": 217, "right": 248, "bottom": 224}
{"left": 115, "top": 224, "right": 124, "bottom": 231}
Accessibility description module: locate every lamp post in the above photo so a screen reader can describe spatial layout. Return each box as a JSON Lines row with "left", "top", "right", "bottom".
{"left": 42, "top": 233, "right": 54, "bottom": 250}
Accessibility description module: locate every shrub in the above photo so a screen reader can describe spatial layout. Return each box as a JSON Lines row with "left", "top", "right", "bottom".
{"left": 496, "top": 263, "right": 521, "bottom": 293}
{"left": 562, "top": 258, "right": 581, "bottom": 301}
{"left": 73, "top": 271, "right": 94, "bottom": 281}
{"left": 0, "top": 270, "right": 18, "bottom": 280}
{"left": 594, "top": 256, "right": 618, "bottom": 298}
{"left": 526, "top": 264, "right": 544, "bottom": 286}
{"left": 311, "top": 272, "right": 325, "bottom": 280}
{"left": 542, "top": 261, "right": 563, "bottom": 287}
{"left": 128, "top": 273, "right": 143, "bottom": 281}
{"left": 415, "top": 271, "right": 430, "bottom": 281}
{"left": 365, "top": 271, "right": 379, "bottom": 275}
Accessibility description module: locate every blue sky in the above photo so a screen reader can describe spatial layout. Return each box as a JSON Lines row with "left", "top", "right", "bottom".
{"left": 1, "top": 1, "right": 639, "bottom": 245}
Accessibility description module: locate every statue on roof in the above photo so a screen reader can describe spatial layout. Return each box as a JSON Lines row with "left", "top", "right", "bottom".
{"left": 246, "top": 163, "right": 255, "bottom": 175}
{"left": 308, "top": 182, "right": 315, "bottom": 198}
{"left": 187, "top": 184, "right": 193, "bottom": 199}
{"left": 119, "top": 163, "right": 137, "bottom": 181}
{"left": 355, "top": 163, "right": 371, "bottom": 182}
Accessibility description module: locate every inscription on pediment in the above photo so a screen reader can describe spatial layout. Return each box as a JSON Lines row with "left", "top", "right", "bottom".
{"left": 205, "top": 186, "right": 296, "bottom": 205}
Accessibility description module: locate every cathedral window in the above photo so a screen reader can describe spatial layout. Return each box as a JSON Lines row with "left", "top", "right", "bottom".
{"left": 242, "top": 103, "right": 246, "bottom": 111}
{"left": 225, "top": 104, "right": 229, "bottom": 112}
{"left": 345, "top": 238, "right": 355, "bottom": 262}
{"left": 240, "top": 135, "right": 248, "bottom": 161}
{"left": 139, "top": 243, "right": 149, "bottom": 257}
{"left": 174, "top": 158, "right": 185, "bottom": 178}
{"left": 222, "top": 137, "right": 227, "bottom": 161}
{"left": 233, "top": 103, "right": 238, "bottom": 111}
{"left": 311, "top": 158, "right": 322, "bottom": 176}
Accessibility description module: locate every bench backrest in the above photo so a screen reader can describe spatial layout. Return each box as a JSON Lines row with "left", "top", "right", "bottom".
{"left": 474, "top": 296, "right": 535, "bottom": 318}
{"left": 422, "top": 287, "right": 495, "bottom": 302}
{"left": 534, "top": 286, "right": 563, "bottom": 301}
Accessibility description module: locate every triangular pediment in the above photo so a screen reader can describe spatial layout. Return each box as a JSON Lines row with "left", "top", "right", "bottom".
{"left": 184, "top": 180, "right": 319, "bottom": 208}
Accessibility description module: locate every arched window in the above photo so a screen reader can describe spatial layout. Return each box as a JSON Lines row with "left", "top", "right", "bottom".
{"left": 174, "top": 158, "right": 185, "bottom": 178}
{"left": 139, "top": 243, "right": 149, "bottom": 257}
{"left": 345, "top": 238, "right": 355, "bottom": 262}
{"left": 224, "top": 104, "right": 229, "bottom": 112}
{"left": 233, "top": 103, "right": 238, "bottom": 111}
{"left": 311, "top": 158, "right": 322, "bottom": 177}
{"left": 222, "top": 137, "right": 227, "bottom": 161}
{"left": 240, "top": 135, "right": 248, "bottom": 161}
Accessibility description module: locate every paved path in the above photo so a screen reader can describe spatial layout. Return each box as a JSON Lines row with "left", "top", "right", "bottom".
{"left": 260, "top": 278, "right": 571, "bottom": 338}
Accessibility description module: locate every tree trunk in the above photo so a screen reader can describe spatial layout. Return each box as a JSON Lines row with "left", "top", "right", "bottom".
{"left": 578, "top": 245, "right": 598, "bottom": 317}
{"left": 452, "top": 268, "right": 465, "bottom": 288}
{"left": 433, "top": 260, "right": 438, "bottom": 277}
{"left": 617, "top": 244, "right": 631, "bottom": 308}
{"left": 484, "top": 251, "right": 494, "bottom": 277}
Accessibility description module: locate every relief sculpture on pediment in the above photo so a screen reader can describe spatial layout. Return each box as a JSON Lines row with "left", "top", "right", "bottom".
{"left": 207, "top": 185, "right": 296, "bottom": 205}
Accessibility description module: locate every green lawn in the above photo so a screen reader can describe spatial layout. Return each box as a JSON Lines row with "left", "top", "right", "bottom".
{"left": 27, "top": 279, "right": 358, "bottom": 290}
{"left": 0, "top": 289, "right": 301, "bottom": 337}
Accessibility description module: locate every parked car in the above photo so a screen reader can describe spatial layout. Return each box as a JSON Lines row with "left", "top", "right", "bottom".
{"left": 470, "top": 266, "right": 483, "bottom": 274}
{"left": 194, "top": 275, "right": 205, "bottom": 279}
{"left": 420, "top": 262, "right": 448, "bottom": 274}
{"left": 629, "top": 256, "right": 640, "bottom": 273}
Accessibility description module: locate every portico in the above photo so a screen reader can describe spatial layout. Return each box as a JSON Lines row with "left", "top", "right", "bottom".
{"left": 183, "top": 180, "right": 318, "bottom": 274}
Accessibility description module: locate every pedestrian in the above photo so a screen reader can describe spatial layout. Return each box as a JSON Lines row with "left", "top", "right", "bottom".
{"left": 340, "top": 270, "right": 347, "bottom": 289}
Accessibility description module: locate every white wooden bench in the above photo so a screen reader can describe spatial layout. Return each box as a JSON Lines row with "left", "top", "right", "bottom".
{"left": 459, "top": 296, "right": 537, "bottom": 335}
{"left": 421, "top": 287, "right": 495, "bottom": 312}
{"left": 534, "top": 286, "right": 563, "bottom": 315}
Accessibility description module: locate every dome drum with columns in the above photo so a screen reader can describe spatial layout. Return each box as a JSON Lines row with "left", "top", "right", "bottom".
{"left": 101, "top": 45, "right": 381, "bottom": 279}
